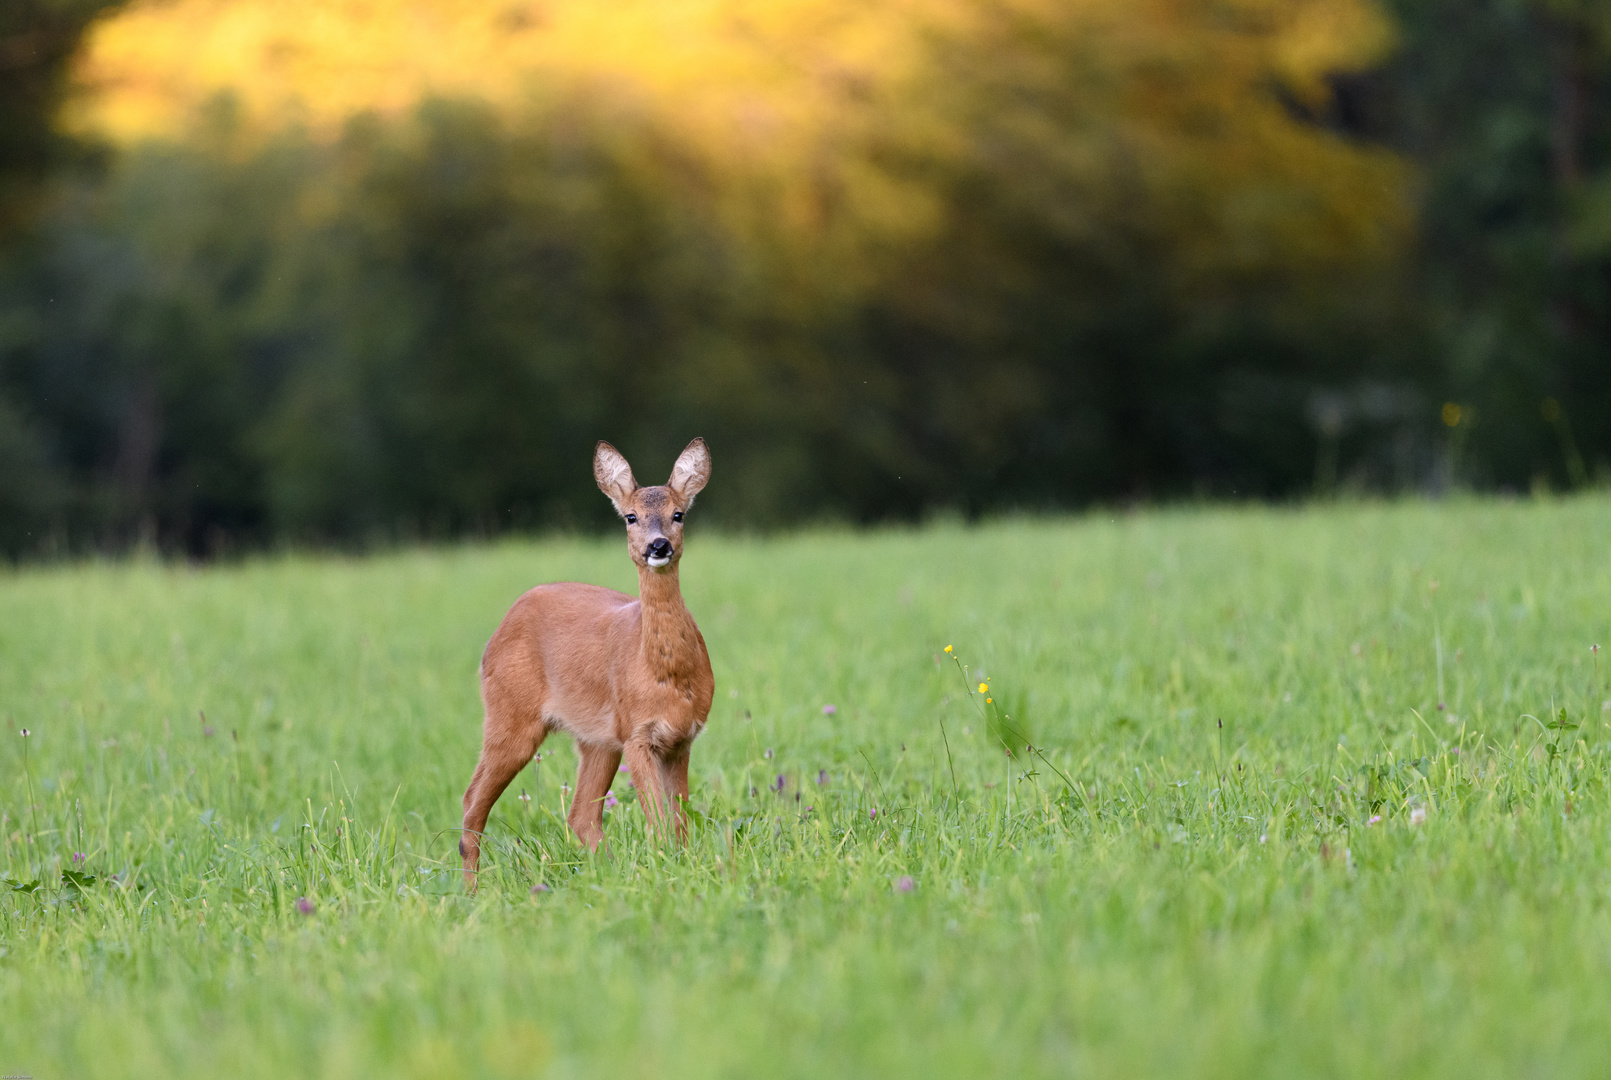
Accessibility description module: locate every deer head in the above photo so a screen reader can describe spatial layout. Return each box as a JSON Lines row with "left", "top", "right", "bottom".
{"left": 594, "top": 438, "right": 711, "bottom": 571}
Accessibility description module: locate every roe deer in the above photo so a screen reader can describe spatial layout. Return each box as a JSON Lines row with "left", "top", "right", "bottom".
{"left": 459, "top": 438, "right": 715, "bottom": 887}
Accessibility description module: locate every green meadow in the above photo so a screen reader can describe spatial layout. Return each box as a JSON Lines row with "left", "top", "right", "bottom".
{"left": 3, "top": 498, "right": 1611, "bottom": 1078}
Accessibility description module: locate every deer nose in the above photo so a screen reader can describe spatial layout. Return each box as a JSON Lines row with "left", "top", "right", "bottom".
{"left": 646, "top": 537, "right": 673, "bottom": 561}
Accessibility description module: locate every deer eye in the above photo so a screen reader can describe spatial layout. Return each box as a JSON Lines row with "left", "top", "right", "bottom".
{"left": 672, "top": 511, "right": 683, "bottom": 522}
{"left": 625, "top": 514, "right": 637, "bottom": 524}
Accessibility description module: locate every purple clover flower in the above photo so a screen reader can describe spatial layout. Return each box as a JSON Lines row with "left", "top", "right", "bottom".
{"left": 296, "top": 896, "right": 316, "bottom": 916}
{"left": 894, "top": 876, "right": 915, "bottom": 893}
{"left": 71, "top": 852, "right": 86, "bottom": 865}
{"left": 603, "top": 792, "right": 619, "bottom": 810}
{"left": 822, "top": 704, "right": 837, "bottom": 716}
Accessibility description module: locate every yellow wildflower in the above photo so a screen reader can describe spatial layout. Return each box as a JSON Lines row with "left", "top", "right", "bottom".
{"left": 944, "top": 645, "right": 953, "bottom": 653}
{"left": 978, "top": 682, "right": 988, "bottom": 694}
{"left": 986, "top": 697, "right": 993, "bottom": 704}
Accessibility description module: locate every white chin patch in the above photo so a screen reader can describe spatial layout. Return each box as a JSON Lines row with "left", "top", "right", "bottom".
{"left": 646, "top": 555, "right": 671, "bottom": 568}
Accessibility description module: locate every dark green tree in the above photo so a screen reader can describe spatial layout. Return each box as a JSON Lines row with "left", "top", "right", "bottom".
{"left": 0, "top": 0, "right": 128, "bottom": 233}
{"left": 1367, "top": 0, "right": 1611, "bottom": 488}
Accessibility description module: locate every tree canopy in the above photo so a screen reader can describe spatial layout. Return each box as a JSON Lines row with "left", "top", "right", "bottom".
{"left": 0, "top": 0, "right": 1605, "bottom": 554}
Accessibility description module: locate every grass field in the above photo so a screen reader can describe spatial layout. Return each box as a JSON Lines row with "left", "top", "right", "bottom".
{"left": 3, "top": 497, "right": 1611, "bottom": 1078}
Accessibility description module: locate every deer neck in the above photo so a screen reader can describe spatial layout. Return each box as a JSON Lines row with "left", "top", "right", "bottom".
{"left": 637, "top": 564, "right": 698, "bottom": 676}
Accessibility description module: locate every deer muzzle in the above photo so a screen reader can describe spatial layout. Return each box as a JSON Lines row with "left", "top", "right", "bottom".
{"left": 645, "top": 537, "right": 673, "bottom": 567}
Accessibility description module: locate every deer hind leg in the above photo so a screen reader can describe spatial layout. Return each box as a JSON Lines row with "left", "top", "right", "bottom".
{"left": 460, "top": 701, "right": 546, "bottom": 890}
{"left": 568, "top": 742, "right": 622, "bottom": 851}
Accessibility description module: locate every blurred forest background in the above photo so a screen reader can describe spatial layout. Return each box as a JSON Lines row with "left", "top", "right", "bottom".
{"left": 1, "top": 0, "right": 1609, "bottom": 556}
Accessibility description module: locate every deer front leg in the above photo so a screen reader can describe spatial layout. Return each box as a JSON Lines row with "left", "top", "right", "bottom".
{"left": 568, "top": 742, "right": 622, "bottom": 851}
{"left": 663, "top": 747, "right": 691, "bottom": 842}
{"left": 623, "top": 741, "right": 674, "bottom": 841}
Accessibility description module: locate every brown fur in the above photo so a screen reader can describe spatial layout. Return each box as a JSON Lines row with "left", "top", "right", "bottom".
{"left": 459, "top": 439, "right": 714, "bottom": 887}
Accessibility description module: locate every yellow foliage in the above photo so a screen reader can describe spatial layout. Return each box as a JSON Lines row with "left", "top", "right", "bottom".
{"left": 879, "top": 0, "right": 1411, "bottom": 300}
{"left": 71, "top": 0, "right": 925, "bottom": 149}
{"left": 70, "top": 0, "right": 943, "bottom": 288}
{"left": 75, "top": 0, "right": 1395, "bottom": 154}
{"left": 71, "top": 0, "right": 1409, "bottom": 300}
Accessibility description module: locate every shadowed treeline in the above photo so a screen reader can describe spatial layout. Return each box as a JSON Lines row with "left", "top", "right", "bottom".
{"left": 1, "top": 0, "right": 1609, "bottom": 555}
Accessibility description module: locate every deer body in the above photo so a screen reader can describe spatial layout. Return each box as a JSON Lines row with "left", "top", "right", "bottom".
{"left": 460, "top": 439, "right": 714, "bottom": 885}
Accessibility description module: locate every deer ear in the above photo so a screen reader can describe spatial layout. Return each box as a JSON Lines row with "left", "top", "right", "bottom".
{"left": 594, "top": 441, "right": 638, "bottom": 513}
{"left": 667, "top": 437, "right": 711, "bottom": 502}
